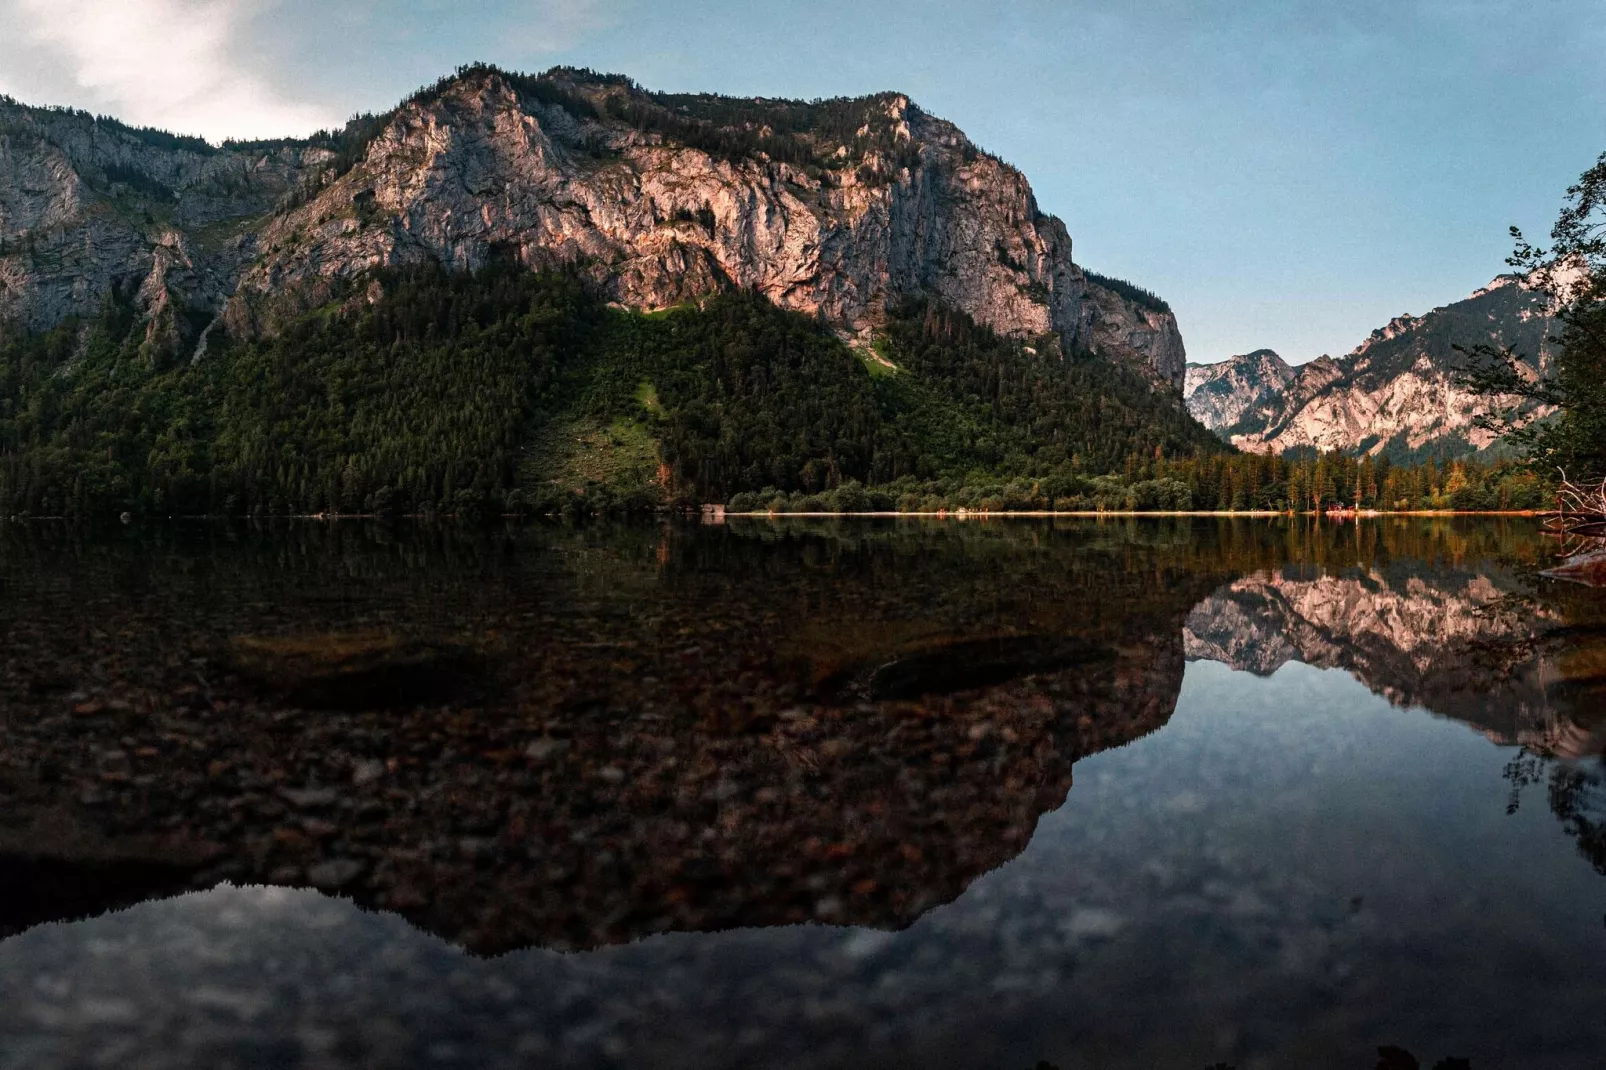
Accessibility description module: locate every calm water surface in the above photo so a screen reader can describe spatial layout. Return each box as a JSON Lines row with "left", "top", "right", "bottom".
{"left": 1, "top": 518, "right": 1603, "bottom": 1069}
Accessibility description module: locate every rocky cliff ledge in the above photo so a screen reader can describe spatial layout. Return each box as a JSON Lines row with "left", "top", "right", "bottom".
{"left": 0, "top": 67, "right": 1186, "bottom": 389}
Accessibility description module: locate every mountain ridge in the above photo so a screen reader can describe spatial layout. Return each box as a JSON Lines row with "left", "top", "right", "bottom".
{"left": 1183, "top": 274, "right": 1559, "bottom": 459}
{"left": 1183, "top": 348, "right": 1294, "bottom": 432}
{"left": 0, "top": 64, "right": 1187, "bottom": 391}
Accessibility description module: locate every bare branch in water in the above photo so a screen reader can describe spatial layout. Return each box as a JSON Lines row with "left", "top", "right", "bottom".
{"left": 1542, "top": 470, "right": 1606, "bottom": 582}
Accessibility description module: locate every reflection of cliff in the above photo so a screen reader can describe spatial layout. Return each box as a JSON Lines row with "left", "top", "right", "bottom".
{"left": 490, "top": 623, "right": 1191, "bottom": 952}
{"left": 0, "top": 525, "right": 1208, "bottom": 955}
{"left": 1185, "top": 566, "right": 1605, "bottom": 756}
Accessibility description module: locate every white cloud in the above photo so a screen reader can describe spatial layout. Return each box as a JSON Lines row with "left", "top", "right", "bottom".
{"left": 0, "top": 0, "right": 340, "bottom": 141}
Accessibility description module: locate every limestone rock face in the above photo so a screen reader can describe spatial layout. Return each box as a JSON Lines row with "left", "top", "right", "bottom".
{"left": 1183, "top": 349, "right": 1294, "bottom": 432}
{"left": 0, "top": 98, "right": 321, "bottom": 352}
{"left": 229, "top": 70, "right": 1187, "bottom": 387}
{"left": 1185, "top": 275, "right": 1559, "bottom": 457}
{"left": 1083, "top": 282, "right": 1187, "bottom": 388}
{"left": 0, "top": 68, "right": 1187, "bottom": 390}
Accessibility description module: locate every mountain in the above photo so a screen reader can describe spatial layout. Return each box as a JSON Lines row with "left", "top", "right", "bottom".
{"left": 0, "top": 66, "right": 1228, "bottom": 518}
{"left": 1, "top": 66, "right": 1183, "bottom": 388}
{"left": 1182, "top": 348, "right": 1294, "bottom": 431}
{"left": 1184, "top": 275, "right": 1561, "bottom": 460}
{"left": 0, "top": 104, "right": 321, "bottom": 355}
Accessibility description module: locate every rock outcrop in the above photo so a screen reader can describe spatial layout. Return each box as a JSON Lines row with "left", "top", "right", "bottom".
{"left": 0, "top": 68, "right": 1186, "bottom": 388}
{"left": 0, "top": 97, "right": 322, "bottom": 356}
{"left": 1183, "top": 348, "right": 1294, "bottom": 432}
{"left": 1184, "top": 275, "right": 1560, "bottom": 457}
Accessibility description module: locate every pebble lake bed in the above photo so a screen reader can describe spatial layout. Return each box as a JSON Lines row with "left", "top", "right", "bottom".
{"left": 1, "top": 516, "right": 1604, "bottom": 1069}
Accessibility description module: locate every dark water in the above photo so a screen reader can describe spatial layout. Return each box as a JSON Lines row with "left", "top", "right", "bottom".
{"left": 1, "top": 518, "right": 1603, "bottom": 1070}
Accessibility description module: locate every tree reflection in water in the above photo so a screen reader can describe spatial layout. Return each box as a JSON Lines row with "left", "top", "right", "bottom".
{"left": 1, "top": 514, "right": 1603, "bottom": 953}
{"left": 1506, "top": 749, "right": 1606, "bottom": 879}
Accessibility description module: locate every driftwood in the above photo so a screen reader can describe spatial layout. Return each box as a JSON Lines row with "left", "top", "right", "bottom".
{"left": 1555, "top": 471, "right": 1606, "bottom": 524}
{"left": 1541, "top": 471, "right": 1606, "bottom": 585}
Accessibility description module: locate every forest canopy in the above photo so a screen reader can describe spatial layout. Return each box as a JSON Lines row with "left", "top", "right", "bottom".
{"left": 0, "top": 264, "right": 1544, "bottom": 520}
{"left": 0, "top": 265, "right": 1226, "bottom": 519}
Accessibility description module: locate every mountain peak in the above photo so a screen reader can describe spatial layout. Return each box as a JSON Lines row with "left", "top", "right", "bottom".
{"left": 1469, "top": 273, "right": 1522, "bottom": 301}
{"left": 1183, "top": 348, "right": 1296, "bottom": 432}
{"left": 1239, "top": 351, "right": 1291, "bottom": 369}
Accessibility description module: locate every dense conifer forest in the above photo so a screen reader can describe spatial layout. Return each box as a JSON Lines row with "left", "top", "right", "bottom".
{"left": 0, "top": 265, "right": 1550, "bottom": 520}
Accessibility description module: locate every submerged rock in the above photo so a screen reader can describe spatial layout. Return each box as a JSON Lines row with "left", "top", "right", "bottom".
{"left": 222, "top": 632, "right": 490, "bottom": 711}
{"left": 863, "top": 635, "right": 1113, "bottom": 701}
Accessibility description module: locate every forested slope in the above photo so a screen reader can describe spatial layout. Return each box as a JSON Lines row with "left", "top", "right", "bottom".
{"left": 0, "top": 267, "right": 1222, "bottom": 518}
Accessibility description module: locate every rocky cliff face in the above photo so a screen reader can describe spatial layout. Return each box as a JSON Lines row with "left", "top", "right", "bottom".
{"left": 1184, "top": 276, "right": 1560, "bottom": 458}
{"left": 1083, "top": 281, "right": 1187, "bottom": 388}
{"left": 0, "top": 69, "right": 1186, "bottom": 389}
{"left": 1183, "top": 348, "right": 1294, "bottom": 432}
{"left": 0, "top": 97, "right": 321, "bottom": 356}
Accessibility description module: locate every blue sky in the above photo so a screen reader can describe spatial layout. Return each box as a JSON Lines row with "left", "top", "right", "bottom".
{"left": 1, "top": 0, "right": 1602, "bottom": 365}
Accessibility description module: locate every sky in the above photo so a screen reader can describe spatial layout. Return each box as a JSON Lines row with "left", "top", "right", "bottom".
{"left": 1, "top": 0, "right": 1603, "bottom": 365}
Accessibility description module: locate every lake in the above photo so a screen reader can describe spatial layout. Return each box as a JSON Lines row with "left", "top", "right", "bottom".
{"left": 1, "top": 517, "right": 1603, "bottom": 1070}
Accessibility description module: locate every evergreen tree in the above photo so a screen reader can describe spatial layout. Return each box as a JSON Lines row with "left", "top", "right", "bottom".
{"left": 1466, "top": 151, "right": 1606, "bottom": 480}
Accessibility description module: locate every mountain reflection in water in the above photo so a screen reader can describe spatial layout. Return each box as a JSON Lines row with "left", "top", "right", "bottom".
{"left": 0, "top": 517, "right": 1603, "bottom": 1069}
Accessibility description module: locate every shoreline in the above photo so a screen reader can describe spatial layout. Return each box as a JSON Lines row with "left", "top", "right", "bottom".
{"left": 0, "top": 510, "right": 1555, "bottom": 523}
{"left": 720, "top": 509, "right": 1552, "bottom": 519}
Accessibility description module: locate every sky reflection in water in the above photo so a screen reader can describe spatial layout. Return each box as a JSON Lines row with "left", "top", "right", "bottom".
{"left": 0, "top": 518, "right": 1602, "bottom": 1070}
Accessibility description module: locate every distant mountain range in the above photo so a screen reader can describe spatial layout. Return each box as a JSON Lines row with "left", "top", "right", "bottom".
{"left": 1185, "top": 275, "right": 1560, "bottom": 460}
